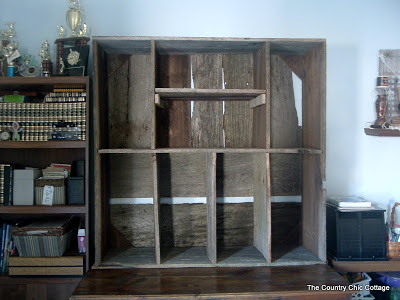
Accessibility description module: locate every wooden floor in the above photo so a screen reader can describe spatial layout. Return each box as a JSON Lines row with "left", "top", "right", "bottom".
{"left": 71, "top": 265, "right": 352, "bottom": 299}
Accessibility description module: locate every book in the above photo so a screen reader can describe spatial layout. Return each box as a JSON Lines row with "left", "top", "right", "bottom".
{"left": 327, "top": 196, "right": 371, "bottom": 208}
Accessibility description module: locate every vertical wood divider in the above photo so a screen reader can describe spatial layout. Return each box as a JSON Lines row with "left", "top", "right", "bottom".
{"left": 206, "top": 152, "right": 217, "bottom": 264}
{"left": 264, "top": 42, "right": 271, "bottom": 149}
{"left": 152, "top": 153, "right": 161, "bottom": 264}
{"left": 151, "top": 40, "right": 157, "bottom": 150}
{"left": 253, "top": 153, "right": 271, "bottom": 263}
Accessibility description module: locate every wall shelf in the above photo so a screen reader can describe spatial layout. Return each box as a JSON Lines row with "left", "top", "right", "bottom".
{"left": 364, "top": 128, "right": 400, "bottom": 136}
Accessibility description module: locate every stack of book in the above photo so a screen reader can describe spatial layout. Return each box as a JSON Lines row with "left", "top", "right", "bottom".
{"left": 327, "top": 196, "right": 372, "bottom": 211}
{"left": 0, "top": 164, "right": 13, "bottom": 206}
{"left": 0, "top": 101, "right": 86, "bottom": 141}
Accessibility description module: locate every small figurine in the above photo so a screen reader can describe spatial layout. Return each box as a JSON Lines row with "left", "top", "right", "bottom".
{"left": 1, "top": 21, "right": 16, "bottom": 41}
{"left": 57, "top": 25, "right": 65, "bottom": 38}
{"left": 79, "top": 23, "right": 87, "bottom": 37}
{"left": 39, "top": 40, "right": 51, "bottom": 61}
{"left": 11, "top": 122, "right": 23, "bottom": 141}
{"left": 39, "top": 40, "right": 52, "bottom": 76}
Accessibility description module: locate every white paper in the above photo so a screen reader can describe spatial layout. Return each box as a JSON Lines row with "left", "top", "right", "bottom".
{"left": 42, "top": 185, "right": 54, "bottom": 206}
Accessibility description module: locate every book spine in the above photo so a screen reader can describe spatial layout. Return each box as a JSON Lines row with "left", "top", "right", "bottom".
{"left": 0, "top": 223, "right": 6, "bottom": 273}
{"left": 3, "top": 166, "right": 11, "bottom": 206}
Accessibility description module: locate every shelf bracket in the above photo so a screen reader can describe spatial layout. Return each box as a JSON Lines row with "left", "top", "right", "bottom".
{"left": 154, "top": 94, "right": 165, "bottom": 108}
{"left": 249, "top": 94, "right": 266, "bottom": 109}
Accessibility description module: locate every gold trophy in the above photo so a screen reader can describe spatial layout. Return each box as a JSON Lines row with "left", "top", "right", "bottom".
{"left": 66, "top": 0, "right": 82, "bottom": 37}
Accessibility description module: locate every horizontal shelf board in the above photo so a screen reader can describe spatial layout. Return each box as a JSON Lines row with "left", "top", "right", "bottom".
{"left": 98, "top": 148, "right": 322, "bottom": 154}
{"left": 330, "top": 258, "right": 400, "bottom": 272}
{"left": 9, "top": 255, "right": 84, "bottom": 267}
{"left": 0, "top": 76, "right": 88, "bottom": 91}
{"left": 97, "top": 246, "right": 322, "bottom": 269}
{"left": 94, "top": 36, "right": 325, "bottom": 55}
{"left": 155, "top": 88, "right": 266, "bottom": 100}
{"left": 0, "top": 205, "right": 86, "bottom": 214}
{"left": 364, "top": 128, "right": 400, "bottom": 136}
{"left": 0, "top": 141, "right": 87, "bottom": 149}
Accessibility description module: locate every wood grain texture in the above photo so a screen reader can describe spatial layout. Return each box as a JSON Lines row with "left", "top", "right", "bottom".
{"left": 0, "top": 278, "right": 80, "bottom": 300}
{"left": 72, "top": 265, "right": 350, "bottom": 299}
{"left": 302, "top": 154, "right": 325, "bottom": 261}
{"left": 153, "top": 154, "right": 161, "bottom": 264}
{"left": 159, "top": 153, "right": 206, "bottom": 197}
{"left": 206, "top": 153, "right": 217, "bottom": 263}
{"left": 191, "top": 54, "right": 224, "bottom": 147}
{"left": 216, "top": 153, "right": 253, "bottom": 197}
{"left": 111, "top": 204, "right": 155, "bottom": 247}
{"left": 108, "top": 54, "right": 154, "bottom": 149}
{"left": 110, "top": 201, "right": 301, "bottom": 251}
{"left": 109, "top": 154, "right": 153, "bottom": 198}
{"left": 252, "top": 42, "right": 269, "bottom": 148}
{"left": 94, "top": 41, "right": 109, "bottom": 267}
{"left": 160, "top": 204, "right": 207, "bottom": 248}
{"left": 156, "top": 55, "right": 192, "bottom": 148}
{"left": 270, "top": 55, "right": 302, "bottom": 196}
{"left": 253, "top": 153, "right": 271, "bottom": 262}
{"left": 302, "top": 43, "right": 326, "bottom": 179}
{"left": 222, "top": 53, "right": 254, "bottom": 148}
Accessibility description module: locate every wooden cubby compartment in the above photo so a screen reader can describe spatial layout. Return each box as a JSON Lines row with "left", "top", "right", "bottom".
{"left": 94, "top": 37, "right": 326, "bottom": 268}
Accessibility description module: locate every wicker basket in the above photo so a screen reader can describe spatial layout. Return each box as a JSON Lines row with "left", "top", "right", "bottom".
{"left": 35, "top": 178, "right": 65, "bottom": 205}
{"left": 11, "top": 217, "right": 78, "bottom": 257}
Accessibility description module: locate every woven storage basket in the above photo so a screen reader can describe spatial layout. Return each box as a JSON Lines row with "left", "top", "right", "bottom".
{"left": 11, "top": 217, "right": 78, "bottom": 257}
{"left": 35, "top": 178, "right": 65, "bottom": 205}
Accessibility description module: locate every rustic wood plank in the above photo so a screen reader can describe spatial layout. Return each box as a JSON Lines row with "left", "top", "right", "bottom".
{"left": 72, "top": 265, "right": 350, "bottom": 299}
{"left": 99, "top": 148, "right": 322, "bottom": 154}
{"left": 160, "top": 204, "right": 208, "bottom": 248}
{"left": 94, "top": 41, "right": 110, "bottom": 267}
{"left": 252, "top": 42, "right": 269, "bottom": 148}
{"left": 108, "top": 54, "right": 154, "bottom": 148}
{"left": 159, "top": 153, "right": 206, "bottom": 197}
{"left": 249, "top": 94, "right": 266, "bottom": 108}
{"left": 253, "top": 153, "right": 271, "bottom": 262}
{"left": 206, "top": 153, "right": 217, "bottom": 263}
{"left": 109, "top": 224, "right": 134, "bottom": 249}
{"left": 153, "top": 154, "right": 161, "bottom": 264}
{"left": 217, "top": 153, "right": 253, "bottom": 197}
{"left": 111, "top": 205, "right": 155, "bottom": 247}
{"left": 155, "top": 88, "right": 265, "bottom": 99}
{"left": 154, "top": 94, "right": 164, "bottom": 108}
{"left": 223, "top": 53, "right": 254, "bottom": 148}
{"left": 302, "top": 43, "right": 326, "bottom": 180}
{"left": 156, "top": 55, "right": 192, "bottom": 148}
{"left": 109, "top": 154, "right": 153, "bottom": 198}
{"left": 270, "top": 55, "right": 303, "bottom": 196}
{"left": 191, "top": 54, "right": 224, "bottom": 147}
{"left": 270, "top": 55, "right": 302, "bottom": 149}
{"left": 302, "top": 154, "right": 325, "bottom": 261}
{"left": 151, "top": 41, "right": 157, "bottom": 150}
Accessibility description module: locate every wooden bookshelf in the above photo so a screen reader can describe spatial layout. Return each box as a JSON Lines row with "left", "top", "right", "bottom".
{"left": 364, "top": 128, "right": 400, "bottom": 136}
{"left": 93, "top": 37, "right": 326, "bottom": 268}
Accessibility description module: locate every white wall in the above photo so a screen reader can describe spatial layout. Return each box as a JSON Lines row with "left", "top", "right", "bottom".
{"left": 1, "top": 0, "right": 400, "bottom": 211}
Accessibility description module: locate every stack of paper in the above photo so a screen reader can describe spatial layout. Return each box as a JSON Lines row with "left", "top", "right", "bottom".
{"left": 327, "top": 196, "right": 372, "bottom": 210}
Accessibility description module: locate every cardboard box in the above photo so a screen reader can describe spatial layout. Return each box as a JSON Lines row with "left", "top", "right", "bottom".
{"left": 13, "top": 169, "right": 41, "bottom": 205}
